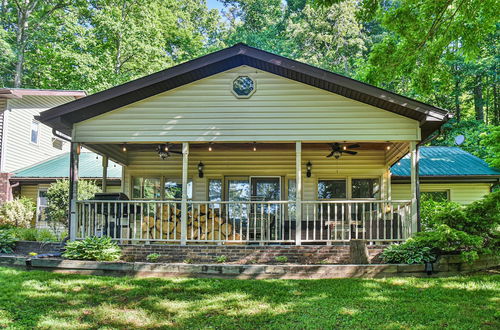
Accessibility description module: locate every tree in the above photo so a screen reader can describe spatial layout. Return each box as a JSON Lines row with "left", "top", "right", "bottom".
{"left": 45, "top": 180, "right": 101, "bottom": 229}
{"left": 0, "top": 0, "right": 75, "bottom": 87}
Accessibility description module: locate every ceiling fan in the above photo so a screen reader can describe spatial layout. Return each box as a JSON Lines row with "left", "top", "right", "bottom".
{"left": 326, "top": 143, "right": 360, "bottom": 159}
{"left": 157, "top": 144, "right": 182, "bottom": 160}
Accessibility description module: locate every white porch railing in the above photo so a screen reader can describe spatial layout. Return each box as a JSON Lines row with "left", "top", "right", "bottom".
{"left": 75, "top": 200, "right": 413, "bottom": 244}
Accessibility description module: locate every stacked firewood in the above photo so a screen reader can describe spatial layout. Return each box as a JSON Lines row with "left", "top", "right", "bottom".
{"left": 140, "top": 204, "right": 242, "bottom": 241}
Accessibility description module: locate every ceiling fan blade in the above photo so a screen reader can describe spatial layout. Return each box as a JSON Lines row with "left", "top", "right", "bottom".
{"left": 344, "top": 150, "right": 358, "bottom": 155}
{"left": 326, "top": 151, "right": 334, "bottom": 158}
{"left": 169, "top": 150, "right": 183, "bottom": 154}
{"left": 348, "top": 144, "right": 360, "bottom": 149}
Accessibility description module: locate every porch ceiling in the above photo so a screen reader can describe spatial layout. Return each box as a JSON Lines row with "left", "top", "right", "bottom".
{"left": 85, "top": 141, "right": 407, "bottom": 166}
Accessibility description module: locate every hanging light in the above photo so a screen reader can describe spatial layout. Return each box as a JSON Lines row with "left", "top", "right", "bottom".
{"left": 198, "top": 162, "right": 204, "bottom": 178}
{"left": 252, "top": 142, "right": 257, "bottom": 151}
{"left": 121, "top": 144, "right": 127, "bottom": 152}
{"left": 386, "top": 145, "right": 391, "bottom": 150}
{"left": 333, "top": 151, "right": 341, "bottom": 159}
{"left": 343, "top": 146, "right": 347, "bottom": 151}
{"left": 164, "top": 144, "right": 169, "bottom": 152}
{"left": 306, "top": 161, "right": 312, "bottom": 178}
{"left": 208, "top": 143, "right": 213, "bottom": 152}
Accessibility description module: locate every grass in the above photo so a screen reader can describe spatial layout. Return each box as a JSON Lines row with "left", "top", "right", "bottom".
{"left": 0, "top": 266, "right": 498, "bottom": 329}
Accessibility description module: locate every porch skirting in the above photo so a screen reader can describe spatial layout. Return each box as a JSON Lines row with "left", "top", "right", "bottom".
{"left": 119, "top": 244, "right": 384, "bottom": 264}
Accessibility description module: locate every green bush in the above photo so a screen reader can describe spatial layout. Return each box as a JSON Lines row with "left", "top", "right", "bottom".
{"left": 63, "top": 236, "right": 121, "bottom": 261}
{"left": 381, "top": 239, "right": 436, "bottom": 264}
{"left": 9, "top": 228, "right": 59, "bottom": 242}
{"left": 46, "top": 179, "right": 101, "bottom": 228}
{"left": 0, "top": 230, "right": 17, "bottom": 253}
{"left": 146, "top": 253, "right": 161, "bottom": 262}
{"left": 0, "top": 197, "right": 36, "bottom": 228}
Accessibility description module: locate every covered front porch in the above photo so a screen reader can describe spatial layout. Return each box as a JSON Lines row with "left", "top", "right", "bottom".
{"left": 70, "top": 141, "right": 419, "bottom": 245}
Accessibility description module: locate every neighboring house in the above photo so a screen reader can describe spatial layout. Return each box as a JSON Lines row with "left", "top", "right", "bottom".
{"left": 10, "top": 152, "right": 122, "bottom": 228}
{"left": 0, "top": 88, "right": 86, "bottom": 202}
{"left": 38, "top": 43, "right": 455, "bottom": 245}
{"left": 391, "top": 147, "right": 499, "bottom": 204}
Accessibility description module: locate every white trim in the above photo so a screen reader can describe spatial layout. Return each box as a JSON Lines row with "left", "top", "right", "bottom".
{"left": 0, "top": 107, "right": 9, "bottom": 172}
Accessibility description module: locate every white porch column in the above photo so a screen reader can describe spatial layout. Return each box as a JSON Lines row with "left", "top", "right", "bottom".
{"left": 68, "top": 142, "right": 80, "bottom": 241}
{"left": 101, "top": 155, "right": 108, "bottom": 193}
{"left": 295, "top": 141, "right": 302, "bottom": 245}
{"left": 180, "top": 142, "right": 189, "bottom": 245}
{"left": 410, "top": 141, "right": 420, "bottom": 234}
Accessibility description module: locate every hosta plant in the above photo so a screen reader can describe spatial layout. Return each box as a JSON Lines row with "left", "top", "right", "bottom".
{"left": 63, "top": 236, "right": 121, "bottom": 261}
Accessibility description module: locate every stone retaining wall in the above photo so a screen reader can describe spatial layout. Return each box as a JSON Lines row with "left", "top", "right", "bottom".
{"left": 13, "top": 241, "right": 63, "bottom": 255}
{"left": 0, "top": 254, "right": 497, "bottom": 279}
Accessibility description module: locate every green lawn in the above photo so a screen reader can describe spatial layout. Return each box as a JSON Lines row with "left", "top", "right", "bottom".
{"left": 0, "top": 266, "right": 498, "bottom": 329}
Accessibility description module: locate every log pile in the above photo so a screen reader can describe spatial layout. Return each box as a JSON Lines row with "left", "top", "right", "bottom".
{"left": 140, "top": 204, "right": 242, "bottom": 242}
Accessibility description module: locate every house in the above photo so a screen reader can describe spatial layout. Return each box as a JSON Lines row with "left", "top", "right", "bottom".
{"left": 0, "top": 88, "right": 86, "bottom": 202}
{"left": 37, "top": 43, "right": 453, "bottom": 245}
{"left": 391, "top": 147, "right": 499, "bottom": 204}
{"left": 10, "top": 152, "right": 122, "bottom": 228}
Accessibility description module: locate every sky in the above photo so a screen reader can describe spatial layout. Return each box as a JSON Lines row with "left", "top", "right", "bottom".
{"left": 206, "top": 0, "right": 225, "bottom": 12}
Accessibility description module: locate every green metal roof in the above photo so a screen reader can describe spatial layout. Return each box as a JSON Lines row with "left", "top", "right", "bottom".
{"left": 391, "top": 147, "right": 500, "bottom": 177}
{"left": 12, "top": 152, "right": 122, "bottom": 178}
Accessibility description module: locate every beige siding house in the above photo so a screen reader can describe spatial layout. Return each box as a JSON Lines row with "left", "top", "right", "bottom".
{"left": 0, "top": 89, "right": 86, "bottom": 202}
{"left": 38, "top": 44, "right": 453, "bottom": 245}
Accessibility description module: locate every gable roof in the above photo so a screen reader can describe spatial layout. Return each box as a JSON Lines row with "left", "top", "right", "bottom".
{"left": 37, "top": 43, "right": 450, "bottom": 140}
{"left": 12, "top": 152, "right": 122, "bottom": 179}
{"left": 391, "top": 147, "right": 500, "bottom": 183}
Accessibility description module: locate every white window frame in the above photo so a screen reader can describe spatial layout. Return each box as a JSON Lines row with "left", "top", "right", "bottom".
{"left": 316, "top": 176, "right": 382, "bottom": 200}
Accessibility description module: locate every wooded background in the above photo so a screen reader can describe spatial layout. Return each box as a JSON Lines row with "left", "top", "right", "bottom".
{"left": 0, "top": 0, "right": 498, "bottom": 166}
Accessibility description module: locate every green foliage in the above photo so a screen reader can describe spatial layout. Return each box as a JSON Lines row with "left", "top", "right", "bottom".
{"left": 407, "top": 192, "right": 500, "bottom": 262}
{"left": 215, "top": 255, "right": 227, "bottom": 263}
{"left": 274, "top": 256, "right": 288, "bottom": 263}
{"left": 63, "top": 236, "right": 121, "bottom": 261}
{"left": 146, "top": 253, "right": 161, "bottom": 262}
{"left": 381, "top": 240, "right": 436, "bottom": 264}
{"left": 45, "top": 180, "right": 101, "bottom": 227}
{"left": 0, "top": 197, "right": 36, "bottom": 228}
{"left": 0, "top": 230, "right": 17, "bottom": 254}
{"left": 9, "top": 228, "right": 59, "bottom": 242}
{"left": 480, "top": 126, "right": 500, "bottom": 168}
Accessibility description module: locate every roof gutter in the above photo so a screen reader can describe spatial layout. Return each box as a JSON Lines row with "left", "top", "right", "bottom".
{"left": 52, "top": 128, "right": 71, "bottom": 142}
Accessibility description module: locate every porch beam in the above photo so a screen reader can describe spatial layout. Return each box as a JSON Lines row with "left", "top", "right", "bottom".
{"left": 68, "top": 142, "right": 80, "bottom": 241}
{"left": 101, "top": 155, "right": 108, "bottom": 193}
{"left": 410, "top": 141, "right": 420, "bottom": 233}
{"left": 180, "top": 142, "right": 189, "bottom": 245}
{"left": 295, "top": 141, "right": 302, "bottom": 245}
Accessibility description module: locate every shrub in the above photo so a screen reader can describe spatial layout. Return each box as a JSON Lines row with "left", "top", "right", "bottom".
{"left": 0, "top": 230, "right": 17, "bottom": 253}
{"left": 274, "top": 256, "right": 288, "bottom": 263}
{"left": 63, "top": 236, "right": 121, "bottom": 261}
{"left": 215, "top": 255, "right": 227, "bottom": 263}
{"left": 0, "top": 197, "right": 35, "bottom": 228}
{"left": 381, "top": 239, "right": 436, "bottom": 264}
{"left": 9, "top": 228, "right": 58, "bottom": 242}
{"left": 146, "top": 253, "right": 161, "bottom": 262}
{"left": 46, "top": 180, "right": 101, "bottom": 228}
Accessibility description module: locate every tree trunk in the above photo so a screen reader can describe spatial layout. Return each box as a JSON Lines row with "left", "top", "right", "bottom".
{"left": 473, "top": 75, "right": 485, "bottom": 122}
{"left": 349, "top": 239, "right": 369, "bottom": 264}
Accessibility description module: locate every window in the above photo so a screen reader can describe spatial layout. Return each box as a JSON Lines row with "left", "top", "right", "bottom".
{"left": 132, "top": 177, "right": 161, "bottom": 199}
{"left": 318, "top": 179, "right": 347, "bottom": 199}
{"left": 30, "top": 120, "right": 39, "bottom": 144}
{"left": 352, "top": 179, "right": 380, "bottom": 199}
{"left": 37, "top": 189, "right": 48, "bottom": 223}
{"left": 208, "top": 179, "right": 222, "bottom": 202}
{"left": 422, "top": 191, "right": 449, "bottom": 202}
{"left": 164, "top": 179, "right": 192, "bottom": 199}
{"left": 232, "top": 76, "right": 255, "bottom": 98}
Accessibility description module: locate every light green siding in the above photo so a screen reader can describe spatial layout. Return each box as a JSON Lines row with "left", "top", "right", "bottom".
{"left": 74, "top": 66, "right": 421, "bottom": 143}
{"left": 391, "top": 183, "right": 491, "bottom": 204}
